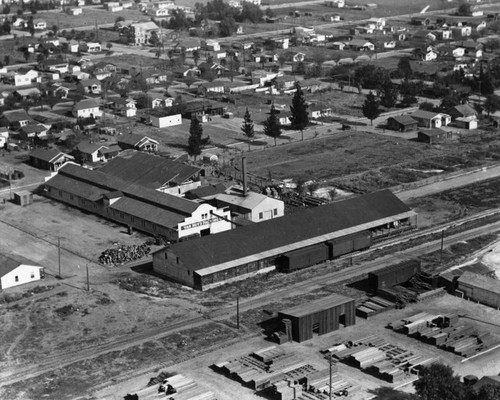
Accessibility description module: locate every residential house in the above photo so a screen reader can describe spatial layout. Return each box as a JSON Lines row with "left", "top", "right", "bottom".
{"left": 448, "top": 104, "right": 477, "bottom": 120}
{"left": 121, "top": 1, "right": 133, "bottom": 8}
{"left": 92, "top": 62, "right": 117, "bottom": 80}
{"left": 274, "top": 75, "right": 296, "bottom": 91}
{"left": 453, "top": 47, "right": 466, "bottom": 58}
{"left": 411, "top": 16, "right": 431, "bottom": 25}
{"left": 148, "top": 7, "right": 169, "bottom": 16}
{"left": 277, "top": 111, "right": 291, "bottom": 126}
{"left": 387, "top": 115, "right": 419, "bottom": 132}
{"left": 146, "top": 92, "right": 174, "bottom": 109}
{"left": 300, "top": 79, "right": 322, "bottom": 93}
{"left": 273, "top": 37, "right": 289, "bottom": 49}
{"left": 177, "top": 38, "right": 201, "bottom": 53}
{"left": 436, "top": 29, "right": 452, "bottom": 40}
{"left": 113, "top": 97, "right": 137, "bottom": 117}
{"left": 310, "top": 107, "right": 333, "bottom": 119}
{"left": 136, "top": 69, "right": 168, "bottom": 85}
{"left": 331, "top": 42, "right": 346, "bottom": 50}
{"left": 251, "top": 70, "right": 280, "bottom": 86}
{"left": 72, "top": 99, "right": 101, "bottom": 119}
{"left": 0, "top": 254, "right": 44, "bottom": 290}
{"left": 411, "top": 110, "right": 451, "bottom": 128}
{"left": 67, "top": 7, "right": 83, "bottom": 15}
{"left": 461, "top": 40, "right": 483, "bottom": 58}
{"left": 383, "top": 41, "right": 397, "bottom": 49}
{"left": 202, "top": 39, "right": 220, "bottom": 51}
{"left": 30, "top": 148, "right": 74, "bottom": 171}
{"left": 197, "top": 81, "right": 225, "bottom": 96}
{"left": 172, "top": 66, "right": 200, "bottom": 78}
{"left": 39, "top": 59, "right": 69, "bottom": 74}
{"left": 19, "top": 123, "right": 49, "bottom": 140}
{"left": 149, "top": 113, "right": 182, "bottom": 128}
{"left": 291, "top": 52, "right": 306, "bottom": 62}
{"left": 45, "top": 83, "right": 71, "bottom": 99}
{"left": 76, "top": 142, "right": 119, "bottom": 163}
{"left": 78, "top": 78, "right": 102, "bottom": 95}
{"left": 425, "top": 32, "right": 437, "bottom": 41}
{"left": 0, "top": 109, "right": 32, "bottom": 130}
{"left": 0, "top": 128, "right": 8, "bottom": 148}
{"left": 417, "top": 128, "right": 453, "bottom": 144}
{"left": 13, "top": 88, "right": 41, "bottom": 102}
{"left": 84, "top": 42, "right": 102, "bottom": 53}
{"left": 2, "top": 69, "right": 39, "bottom": 86}
{"left": 452, "top": 25, "right": 472, "bottom": 37}
{"left": 117, "top": 134, "right": 159, "bottom": 152}
{"left": 347, "top": 39, "right": 375, "bottom": 51}
{"left": 412, "top": 48, "right": 438, "bottom": 61}
{"left": 129, "top": 21, "right": 160, "bottom": 45}
{"left": 33, "top": 19, "right": 47, "bottom": 30}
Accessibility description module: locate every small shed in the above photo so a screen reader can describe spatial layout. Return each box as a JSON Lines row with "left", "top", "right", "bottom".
{"left": 0, "top": 254, "right": 44, "bottom": 290}
{"left": 417, "top": 128, "right": 453, "bottom": 144}
{"left": 13, "top": 191, "right": 33, "bottom": 206}
{"left": 457, "top": 271, "right": 500, "bottom": 309}
{"left": 387, "top": 115, "right": 418, "bottom": 132}
{"left": 277, "top": 294, "right": 355, "bottom": 342}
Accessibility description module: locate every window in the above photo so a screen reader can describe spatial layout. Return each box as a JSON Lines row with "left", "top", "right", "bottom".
{"left": 259, "top": 212, "right": 263, "bottom": 220}
{"left": 176, "top": 257, "right": 179, "bottom": 264}
{"left": 15, "top": 276, "right": 19, "bottom": 282}
{"left": 273, "top": 208, "right": 278, "bottom": 216}
{"left": 187, "top": 270, "right": 190, "bottom": 276}
{"left": 164, "top": 253, "right": 168, "bottom": 260}
{"left": 30, "top": 271, "right": 35, "bottom": 279}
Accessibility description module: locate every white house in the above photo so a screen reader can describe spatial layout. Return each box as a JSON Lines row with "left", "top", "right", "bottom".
{"left": 33, "top": 19, "right": 47, "bottom": 30}
{"left": 383, "top": 41, "right": 397, "bottom": 49}
{"left": 150, "top": 113, "right": 182, "bottom": 128}
{"left": 72, "top": 99, "right": 101, "bottom": 118}
{"left": 0, "top": 254, "right": 44, "bottom": 290}
{"left": 113, "top": 97, "right": 137, "bottom": 117}
{"left": 453, "top": 47, "right": 465, "bottom": 58}
{"left": 86, "top": 42, "right": 102, "bottom": 53}
{"left": 411, "top": 110, "right": 451, "bottom": 128}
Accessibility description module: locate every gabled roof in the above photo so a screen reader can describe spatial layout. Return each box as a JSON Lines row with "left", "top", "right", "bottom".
{"left": 117, "top": 133, "right": 158, "bottom": 147}
{"left": 76, "top": 142, "right": 108, "bottom": 154}
{"left": 73, "top": 98, "right": 99, "bottom": 111}
{"left": 388, "top": 115, "right": 418, "bottom": 125}
{"left": 0, "top": 253, "right": 41, "bottom": 277}
{"left": 98, "top": 151, "right": 201, "bottom": 188}
{"left": 349, "top": 39, "right": 373, "bottom": 47}
{"left": 418, "top": 128, "right": 447, "bottom": 137}
{"left": 20, "top": 124, "right": 47, "bottom": 134}
{"left": 448, "top": 104, "right": 476, "bottom": 117}
{"left": 411, "top": 109, "right": 441, "bottom": 120}
{"left": 79, "top": 78, "right": 101, "bottom": 86}
{"left": 458, "top": 271, "right": 500, "bottom": 293}
{"left": 159, "top": 189, "right": 413, "bottom": 272}
{"left": 30, "top": 148, "right": 72, "bottom": 163}
{"left": 2, "top": 109, "right": 31, "bottom": 123}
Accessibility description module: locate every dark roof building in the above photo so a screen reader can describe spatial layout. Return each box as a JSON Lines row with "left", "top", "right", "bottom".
{"left": 387, "top": 115, "right": 419, "bottom": 132}
{"left": 29, "top": 148, "right": 74, "bottom": 171}
{"left": 417, "top": 128, "right": 453, "bottom": 144}
{"left": 152, "top": 190, "right": 417, "bottom": 290}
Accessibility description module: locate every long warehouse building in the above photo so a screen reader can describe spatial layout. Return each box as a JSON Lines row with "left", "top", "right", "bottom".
{"left": 153, "top": 190, "right": 417, "bottom": 290}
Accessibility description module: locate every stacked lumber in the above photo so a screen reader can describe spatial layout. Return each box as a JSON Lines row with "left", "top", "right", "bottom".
{"left": 349, "top": 347, "right": 386, "bottom": 369}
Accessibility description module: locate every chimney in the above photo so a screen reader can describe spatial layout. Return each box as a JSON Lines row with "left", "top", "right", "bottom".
{"left": 242, "top": 156, "right": 248, "bottom": 196}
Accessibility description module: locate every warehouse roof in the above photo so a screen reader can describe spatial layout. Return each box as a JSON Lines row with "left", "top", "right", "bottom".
{"left": 157, "top": 190, "right": 415, "bottom": 274}
{"left": 99, "top": 151, "right": 201, "bottom": 188}
{"left": 279, "top": 294, "right": 354, "bottom": 318}
{"left": 47, "top": 163, "right": 199, "bottom": 215}
{"left": 458, "top": 271, "right": 500, "bottom": 293}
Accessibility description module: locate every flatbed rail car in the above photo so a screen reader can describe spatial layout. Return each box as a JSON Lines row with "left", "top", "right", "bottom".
{"left": 277, "top": 230, "right": 372, "bottom": 273}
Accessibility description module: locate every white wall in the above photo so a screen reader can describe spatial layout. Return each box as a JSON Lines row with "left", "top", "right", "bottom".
{"left": 151, "top": 114, "right": 182, "bottom": 128}
{"left": 1, "top": 265, "right": 43, "bottom": 290}
{"left": 249, "top": 197, "right": 284, "bottom": 222}
{"left": 177, "top": 203, "right": 232, "bottom": 238}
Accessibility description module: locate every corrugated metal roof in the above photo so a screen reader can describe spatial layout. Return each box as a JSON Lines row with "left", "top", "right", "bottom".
{"left": 279, "top": 293, "right": 354, "bottom": 318}
{"left": 99, "top": 151, "right": 200, "bottom": 188}
{"left": 159, "top": 190, "right": 414, "bottom": 273}
{"left": 458, "top": 271, "right": 500, "bottom": 293}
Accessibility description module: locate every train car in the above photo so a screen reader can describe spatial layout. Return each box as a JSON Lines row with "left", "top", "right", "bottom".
{"left": 276, "top": 243, "right": 330, "bottom": 273}
{"left": 327, "top": 231, "right": 372, "bottom": 259}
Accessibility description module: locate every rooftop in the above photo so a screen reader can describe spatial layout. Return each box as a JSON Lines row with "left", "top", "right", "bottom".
{"left": 0, "top": 253, "right": 41, "bottom": 277}
{"left": 279, "top": 293, "right": 354, "bottom": 318}
{"left": 458, "top": 271, "right": 500, "bottom": 293}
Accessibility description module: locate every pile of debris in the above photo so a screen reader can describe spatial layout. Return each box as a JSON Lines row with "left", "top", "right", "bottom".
{"left": 98, "top": 242, "right": 151, "bottom": 265}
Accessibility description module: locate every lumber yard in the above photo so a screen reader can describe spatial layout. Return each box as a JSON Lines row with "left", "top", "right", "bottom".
{"left": 152, "top": 189, "right": 417, "bottom": 290}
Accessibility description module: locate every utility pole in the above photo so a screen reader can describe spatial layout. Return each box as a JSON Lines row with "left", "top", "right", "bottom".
{"left": 58, "top": 237, "right": 61, "bottom": 278}
{"left": 236, "top": 296, "right": 240, "bottom": 329}
{"left": 329, "top": 352, "right": 333, "bottom": 400}
{"left": 86, "top": 264, "right": 90, "bottom": 291}
{"left": 440, "top": 230, "right": 445, "bottom": 262}
{"left": 8, "top": 167, "right": 12, "bottom": 201}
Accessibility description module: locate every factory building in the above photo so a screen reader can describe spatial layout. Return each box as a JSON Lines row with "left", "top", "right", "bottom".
{"left": 43, "top": 163, "right": 232, "bottom": 241}
{"left": 457, "top": 272, "right": 500, "bottom": 309}
{"left": 277, "top": 294, "right": 356, "bottom": 342}
{"left": 152, "top": 190, "right": 417, "bottom": 290}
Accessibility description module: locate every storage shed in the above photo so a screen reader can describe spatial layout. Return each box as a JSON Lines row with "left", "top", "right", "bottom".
{"left": 13, "top": 190, "right": 33, "bottom": 206}
{"left": 278, "top": 294, "right": 355, "bottom": 342}
{"left": 417, "top": 128, "right": 453, "bottom": 144}
{"left": 457, "top": 271, "right": 500, "bottom": 309}
{"left": 368, "top": 259, "right": 421, "bottom": 291}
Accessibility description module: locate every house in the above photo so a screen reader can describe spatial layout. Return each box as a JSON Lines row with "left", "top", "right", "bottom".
{"left": 150, "top": 113, "right": 182, "bottom": 128}
{"left": 13, "top": 87, "right": 41, "bottom": 101}
{"left": 147, "top": 92, "right": 174, "bottom": 109}
{"left": 29, "top": 148, "right": 74, "bottom": 171}
{"left": 387, "top": 115, "right": 419, "bottom": 132}
{"left": 148, "top": 7, "right": 169, "bottom": 16}
{"left": 0, "top": 254, "right": 44, "bottom": 290}
{"left": 300, "top": 79, "right": 322, "bottom": 93}
{"left": 310, "top": 107, "right": 333, "bottom": 119}
{"left": 383, "top": 41, "right": 397, "bottom": 49}
{"left": 292, "top": 52, "right": 306, "bottom": 62}
{"left": 84, "top": 42, "right": 102, "bottom": 53}
{"left": 129, "top": 21, "right": 161, "bottom": 45}
{"left": 411, "top": 110, "right": 451, "bottom": 128}
{"left": 197, "top": 81, "right": 225, "bottom": 96}
{"left": 412, "top": 48, "right": 438, "bottom": 61}
{"left": 0, "top": 128, "right": 8, "bottom": 148}
{"left": 277, "top": 111, "right": 291, "bottom": 126}
{"left": 117, "top": 134, "right": 159, "bottom": 152}
{"left": 40, "top": 59, "right": 69, "bottom": 74}
{"left": 33, "top": 19, "right": 47, "bottom": 30}
{"left": 3, "top": 69, "right": 39, "bottom": 86}
{"left": 45, "top": 83, "right": 70, "bottom": 99}
{"left": 176, "top": 38, "right": 201, "bottom": 53}
{"left": 202, "top": 39, "right": 220, "bottom": 51}
{"left": 453, "top": 47, "right": 466, "bottom": 58}
{"left": 273, "top": 37, "right": 289, "bottom": 49}
{"left": 19, "top": 123, "right": 49, "bottom": 140}
{"left": 452, "top": 25, "right": 472, "bottom": 37}
{"left": 135, "top": 69, "right": 168, "bottom": 85}
{"left": 274, "top": 75, "right": 296, "bottom": 91}
{"left": 347, "top": 39, "right": 375, "bottom": 52}
{"left": 417, "top": 128, "right": 453, "bottom": 144}
{"left": 72, "top": 99, "right": 101, "bottom": 119}
{"left": 113, "top": 97, "right": 137, "bottom": 117}
{"left": 251, "top": 70, "right": 280, "bottom": 86}
{"left": 461, "top": 40, "right": 483, "bottom": 58}
{"left": 411, "top": 16, "right": 431, "bottom": 25}
{"left": 78, "top": 78, "right": 102, "bottom": 95}
{"left": 436, "top": 29, "right": 452, "bottom": 40}
{"left": 448, "top": 104, "right": 477, "bottom": 120}
{"left": 212, "top": 185, "right": 285, "bottom": 223}
{"left": 67, "top": 7, "right": 83, "bottom": 15}
{"left": 0, "top": 109, "right": 32, "bottom": 130}
{"left": 76, "top": 142, "right": 117, "bottom": 163}
{"left": 455, "top": 116, "right": 477, "bottom": 130}
{"left": 331, "top": 41, "right": 346, "bottom": 50}
{"left": 425, "top": 32, "right": 437, "bottom": 41}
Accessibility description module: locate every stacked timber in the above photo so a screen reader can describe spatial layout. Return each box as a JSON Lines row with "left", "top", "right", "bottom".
{"left": 349, "top": 347, "right": 386, "bottom": 369}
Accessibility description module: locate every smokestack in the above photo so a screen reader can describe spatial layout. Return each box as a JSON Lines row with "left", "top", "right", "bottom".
{"left": 242, "top": 156, "right": 248, "bottom": 196}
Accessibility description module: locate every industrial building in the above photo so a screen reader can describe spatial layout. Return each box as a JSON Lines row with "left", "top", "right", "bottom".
{"left": 457, "top": 271, "right": 500, "bottom": 309}
{"left": 0, "top": 254, "right": 44, "bottom": 290}
{"left": 277, "top": 294, "right": 356, "bottom": 342}
{"left": 152, "top": 190, "right": 417, "bottom": 290}
{"left": 43, "top": 163, "right": 232, "bottom": 241}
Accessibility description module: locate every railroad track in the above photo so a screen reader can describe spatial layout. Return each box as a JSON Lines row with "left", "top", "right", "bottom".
{"left": 2, "top": 212, "right": 500, "bottom": 388}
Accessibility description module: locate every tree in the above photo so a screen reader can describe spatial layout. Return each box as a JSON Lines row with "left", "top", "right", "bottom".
{"left": 440, "top": 92, "right": 462, "bottom": 110}
{"left": 289, "top": 82, "right": 309, "bottom": 141}
{"left": 239, "top": 2, "right": 263, "bottom": 23}
{"left": 457, "top": 1, "right": 471, "bottom": 16}
{"left": 475, "top": 384, "right": 500, "bottom": 400}
{"left": 241, "top": 108, "right": 254, "bottom": 140}
{"left": 23, "top": 50, "right": 31, "bottom": 62}
{"left": 484, "top": 94, "right": 500, "bottom": 117}
{"left": 192, "top": 49, "right": 200, "bottom": 66}
{"left": 106, "top": 42, "right": 113, "bottom": 51}
{"left": 397, "top": 57, "right": 412, "bottom": 79}
{"left": 3, "top": 55, "right": 10, "bottom": 66}
{"left": 264, "top": 104, "right": 282, "bottom": 146}
{"left": 2, "top": 4, "right": 11, "bottom": 14}
{"left": 379, "top": 79, "right": 398, "bottom": 109}
{"left": 372, "top": 387, "right": 418, "bottom": 400}
{"left": 187, "top": 117, "right": 209, "bottom": 159}
{"left": 362, "top": 91, "right": 380, "bottom": 125}
{"left": 219, "top": 16, "right": 236, "bottom": 37}
{"left": 413, "top": 363, "right": 468, "bottom": 400}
